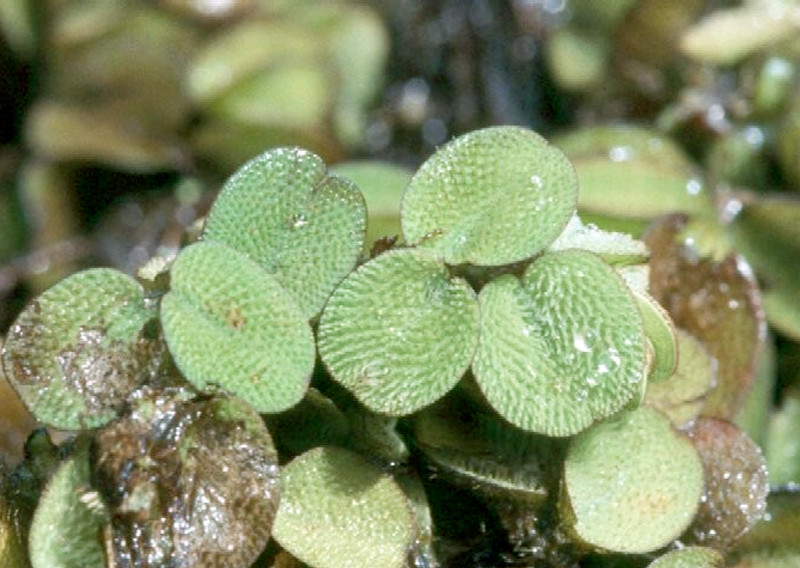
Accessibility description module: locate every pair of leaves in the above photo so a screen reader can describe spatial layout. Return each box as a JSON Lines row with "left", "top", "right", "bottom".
{"left": 320, "top": 127, "right": 650, "bottom": 437}
{"left": 159, "top": 147, "right": 368, "bottom": 414}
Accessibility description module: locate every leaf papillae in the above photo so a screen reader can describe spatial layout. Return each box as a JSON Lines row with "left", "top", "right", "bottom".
{"left": 272, "top": 446, "right": 415, "bottom": 568}
{"left": 318, "top": 248, "right": 479, "bottom": 416}
{"left": 563, "top": 406, "right": 704, "bottom": 554}
{"left": 401, "top": 126, "right": 577, "bottom": 266}
{"left": 472, "top": 250, "right": 647, "bottom": 436}
{"left": 160, "top": 241, "right": 314, "bottom": 413}
{"left": 1, "top": 268, "right": 161, "bottom": 430}
{"left": 29, "top": 446, "right": 107, "bottom": 568}
{"left": 203, "top": 146, "right": 367, "bottom": 318}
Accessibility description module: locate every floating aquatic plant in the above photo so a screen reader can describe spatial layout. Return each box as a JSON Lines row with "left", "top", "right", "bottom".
{"left": 0, "top": 127, "right": 776, "bottom": 568}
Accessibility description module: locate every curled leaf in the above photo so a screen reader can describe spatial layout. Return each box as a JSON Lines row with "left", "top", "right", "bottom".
{"left": 2, "top": 268, "right": 163, "bottom": 430}
{"left": 402, "top": 126, "right": 577, "bottom": 266}
{"left": 318, "top": 248, "right": 479, "bottom": 416}
{"left": 161, "top": 241, "right": 315, "bottom": 413}
{"left": 272, "top": 446, "right": 415, "bottom": 568}
{"left": 472, "top": 251, "right": 646, "bottom": 436}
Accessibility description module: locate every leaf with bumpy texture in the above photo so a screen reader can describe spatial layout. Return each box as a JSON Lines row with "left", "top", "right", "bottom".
{"left": 472, "top": 250, "right": 647, "bottom": 437}
{"left": 401, "top": 126, "right": 577, "bottom": 266}
{"left": 272, "top": 446, "right": 415, "bottom": 568}
{"left": 562, "top": 406, "right": 704, "bottom": 554}
{"left": 203, "top": 147, "right": 366, "bottom": 318}
{"left": 161, "top": 241, "right": 314, "bottom": 413}
{"left": 2, "top": 268, "right": 162, "bottom": 430}
{"left": 29, "top": 443, "right": 107, "bottom": 568}
{"left": 647, "top": 547, "right": 723, "bottom": 568}
{"left": 318, "top": 248, "right": 479, "bottom": 416}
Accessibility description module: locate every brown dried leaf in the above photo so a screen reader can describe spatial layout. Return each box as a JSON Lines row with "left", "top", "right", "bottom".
{"left": 686, "top": 417, "right": 769, "bottom": 551}
{"left": 92, "top": 389, "right": 280, "bottom": 568}
{"left": 644, "top": 214, "right": 766, "bottom": 420}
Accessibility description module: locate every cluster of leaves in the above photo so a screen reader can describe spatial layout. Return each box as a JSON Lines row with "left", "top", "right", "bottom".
{"left": 0, "top": 127, "right": 773, "bottom": 568}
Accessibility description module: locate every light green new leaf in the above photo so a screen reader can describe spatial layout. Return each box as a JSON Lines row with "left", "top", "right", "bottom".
{"left": 29, "top": 444, "right": 108, "bottom": 568}
{"left": 472, "top": 250, "right": 647, "bottom": 437}
{"left": 203, "top": 147, "right": 366, "bottom": 318}
{"left": 272, "top": 446, "right": 415, "bottom": 568}
{"left": 562, "top": 406, "right": 704, "bottom": 554}
{"left": 161, "top": 241, "right": 315, "bottom": 413}
{"left": 401, "top": 126, "right": 577, "bottom": 266}
{"left": 318, "top": 248, "right": 479, "bottom": 416}
{"left": 1, "top": 268, "right": 162, "bottom": 430}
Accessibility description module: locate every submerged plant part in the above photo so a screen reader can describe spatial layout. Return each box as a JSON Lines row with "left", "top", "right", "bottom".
{"left": 0, "top": 126, "right": 776, "bottom": 568}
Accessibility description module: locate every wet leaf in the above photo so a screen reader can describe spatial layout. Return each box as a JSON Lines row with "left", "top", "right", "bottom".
{"left": 93, "top": 389, "right": 280, "bottom": 568}
{"left": 472, "top": 251, "right": 646, "bottom": 437}
{"left": 562, "top": 406, "right": 704, "bottom": 554}
{"left": 203, "top": 147, "right": 366, "bottom": 318}
{"left": 647, "top": 546, "right": 723, "bottom": 568}
{"left": 2, "top": 268, "right": 163, "bottom": 430}
{"left": 272, "top": 446, "right": 415, "bottom": 568}
{"left": 401, "top": 126, "right": 577, "bottom": 266}
{"left": 28, "top": 442, "right": 108, "bottom": 568}
{"left": 161, "top": 241, "right": 315, "bottom": 413}
{"left": 645, "top": 214, "right": 766, "bottom": 421}
{"left": 554, "top": 126, "right": 713, "bottom": 222}
{"left": 317, "top": 248, "right": 479, "bottom": 416}
{"left": 645, "top": 330, "right": 715, "bottom": 429}
{"left": 765, "top": 392, "right": 800, "bottom": 487}
{"left": 686, "top": 417, "right": 769, "bottom": 551}
{"left": 728, "top": 491, "right": 800, "bottom": 557}
{"left": 331, "top": 160, "right": 412, "bottom": 254}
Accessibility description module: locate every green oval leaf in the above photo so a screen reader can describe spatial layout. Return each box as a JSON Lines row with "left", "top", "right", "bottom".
{"left": 29, "top": 443, "right": 108, "bottom": 568}
{"left": 562, "top": 406, "right": 704, "bottom": 554}
{"left": 401, "top": 126, "right": 577, "bottom": 266}
{"left": 203, "top": 147, "right": 366, "bottom": 318}
{"left": 472, "top": 250, "right": 647, "bottom": 436}
{"left": 2, "top": 268, "right": 163, "bottom": 430}
{"left": 161, "top": 241, "right": 315, "bottom": 413}
{"left": 318, "top": 248, "right": 479, "bottom": 416}
{"left": 272, "top": 446, "right": 415, "bottom": 568}
{"left": 93, "top": 389, "right": 280, "bottom": 568}
{"left": 635, "top": 289, "right": 678, "bottom": 383}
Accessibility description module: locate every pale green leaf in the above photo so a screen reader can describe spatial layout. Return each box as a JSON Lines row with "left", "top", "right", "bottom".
{"left": 562, "top": 406, "right": 704, "bottom": 553}
{"left": 647, "top": 547, "right": 723, "bottom": 568}
{"left": 548, "top": 213, "right": 649, "bottom": 265}
{"left": 401, "top": 126, "right": 577, "bottom": 266}
{"left": 317, "top": 248, "right": 479, "bottom": 416}
{"left": 635, "top": 290, "right": 678, "bottom": 383}
{"left": 160, "top": 241, "right": 315, "bottom": 413}
{"left": 272, "top": 446, "right": 415, "bottom": 568}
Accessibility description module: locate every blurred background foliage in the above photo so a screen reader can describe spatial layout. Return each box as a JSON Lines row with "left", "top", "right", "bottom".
{"left": 1, "top": 0, "right": 800, "bottom": 470}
